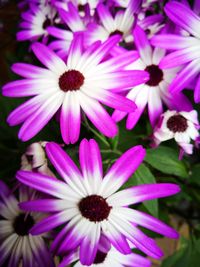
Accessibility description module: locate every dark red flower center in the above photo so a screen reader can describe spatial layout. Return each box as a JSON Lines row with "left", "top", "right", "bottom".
{"left": 13, "top": 213, "right": 35, "bottom": 236}
{"left": 42, "top": 18, "right": 51, "bottom": 29}
{"left": 109, "top": 30, "right": 123, "bottom": 37}
{"left": 79, "top": 195, "right": 111, "bottom": 222}
{"left": 167, "top": 114, "right": 188, "bottom": 133}
{"left": 145, "top": 64, "right": 163, "bottom": 86}
{"left": 93, "top": 250, "right": 108, "bottom": 264}
{"left": 59, "top": 70, "right": 85, "bottom": 92}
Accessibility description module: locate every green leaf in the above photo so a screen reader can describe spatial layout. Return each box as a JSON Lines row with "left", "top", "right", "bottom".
{"left": 190, "top": 164, "right": 200, "bottom": 185}
{"left": 161, "top": 238, "right": 200, "bottom": 267}
{"left": 145, "top": 146, "right": 188, "bottom": 178}
{"left": 134, "top": 163, "right": 158, "bottom": 217}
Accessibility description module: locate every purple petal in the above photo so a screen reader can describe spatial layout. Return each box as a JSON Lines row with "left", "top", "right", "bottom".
{"left": 107, "top": 183, "right": 180, "bottom": 206}
{"left": 60, "top": 92, "right": 81, "bottom": 144}
{"left": 31, "top": 42, "right": 66, "bottom": 74}
{"left": 16, "top": 170, "right": 80, "bottom": 200}
{"left": 78, "top": 92, "right": 118, "bottom": 138}
{"left": 165, "top": 1, "right": 200, "bottom": 38}
{"left": 100, "top": 145, "right": 146, "bottom": 197}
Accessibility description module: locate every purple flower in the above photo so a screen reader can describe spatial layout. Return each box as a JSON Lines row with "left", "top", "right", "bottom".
{"left": 152, "top": 110, "right": 200, "bottom": 158}
{"left": 151, "top": 1, "right": 200, "bottom": 102}
{"left": 0, "top": 182, "right": 54, "bottom": 267}
{"left": 3, "top": 34, "right": 148, "bottom": 144}
{"left": 17, "top": 2, "right": 57, "bottom": 42}
{"left": 17, "top": 139, "right": 180, "bottom": 265}
{"left": 84, "top": 1, "right": 141, "bottom": 46}
{"left": 112, "top": 25, "right": 192, "bottom": 129}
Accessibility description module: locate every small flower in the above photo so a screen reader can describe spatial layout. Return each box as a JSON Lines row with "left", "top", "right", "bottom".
{"left": 3, "top": 34, "right": 148, "bottom": 144}
{"left": 112, "top": 25, "right": 192, "bottom": 129}
{"left": 17, "top": 3, "right": 57, "bottom": 42}
{"left": 17, "top": 139, "right": 180, "bottom": 265}
{"left": 84, "top": 1, "right": 141, "bottom": 46}
{"left": 0, "top": 182, "right": 54, "bottom": 267}
{"left": 152, "top": 110, "right": 200, "bottom": 157}
{"left": 151, "top": 1, "right": 200, "bottom": 102}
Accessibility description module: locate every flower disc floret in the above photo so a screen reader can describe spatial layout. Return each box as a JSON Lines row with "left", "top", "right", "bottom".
{"left": 167, "top": 114, "right": 188, "bottom": 133}
{"left": 145, "top": 64, "right": 163, "bottom": 86}
{"left": 59, "top": 70, "right": 85, "bottom": 92}
{"left": 13, "top": 213, "right": 35, "bottom": 236}
{"left": 79, "top": 195, "right": 111, "bottom": 222}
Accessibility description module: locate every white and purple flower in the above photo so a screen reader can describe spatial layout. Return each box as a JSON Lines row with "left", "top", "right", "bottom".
{"left": 3, "top": 34, "right": 148, "bottom": 144}
{"left": 17, "top": 139, "right": 180, "bottom": 265}
{"left": 0, "top": 181, "right": 54, "bottom": 267}
{"left": 112, "top": 25, "right": 192, "bottom": 129}
{"left": 152, "top": 110, "right": 200, "bottom": 157}
{"left": 151, "top": 1, "right": 200, "bottom": 102}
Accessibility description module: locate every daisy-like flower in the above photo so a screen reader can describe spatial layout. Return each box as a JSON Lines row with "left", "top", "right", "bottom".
{"left": 17, "top": 2, "right": 57, "bottom": 42}
{"left": 0, "top": 182, "right": 54, "bottom": 267}
{"left": 84, "top": 0, "right": 141, "bottom": 46}
{"left": 47, "top": 2, "right": 87, "bottom": 60}
{"left": 112, "top": 25, "right": 192, "bottom": 129}
{"left": 152, "top": 110, "right": 200, "bottom": 157}
{"left": 17, "top": 139, "right": 180, "bottom": 265}
{"left": 3, "top": 34, "right": 148, "bottom": 144}
{"left": 59, "top": 236, "right": 151, "bottom": 267}
{"left": 151, "top": 1, "right": 200, "bottom": 102}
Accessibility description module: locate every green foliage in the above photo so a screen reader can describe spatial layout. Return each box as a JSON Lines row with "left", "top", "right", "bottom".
{"left": 145, "top": 146, "right": 188, "bottom": 178}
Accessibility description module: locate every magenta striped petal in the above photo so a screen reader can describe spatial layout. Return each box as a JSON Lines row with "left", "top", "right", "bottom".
{"left": 165, "top": 1, "right": 200, "bottom": 38}
{"left": 95, "top": 50, "right": 139, "bottom": 73}
{"left": 2, "top": 79, "right": 55, "bottom": 97}
{"left": 133, "top": 25, "right": 153, "bottom": 65}
{"left": 109, "top": 214, "right": 163, "bottom": 259}
{"left": 16, "top": 170, "right": 80, "bottom": 200}
{"left": 78, "top": 92, "right": 118, "bottom": 138}
{"left": 79, "top": 139, "right": 103, "bottom": 183}
{"left": 60, "top": 92, "right": 81, "bottom": 144}
{"left": 102, "top": 221, "right": 131, "bottom": 254}
{"left": 57, "top": 216, "right": 92, "bottom": 253}
{"left": 17, "top": 30, "right": 37, "bottom": 41}
{"left": 97, "top": 4, "right": 114, "bottom": 32}
{"left": 31, "top": 42, "right": 66, "bottom": 74}
{"left": 148, "top": 88, "right": 163, "bottom": 127}
{"left": 79, "top": 223, "right": 101, "bottom": 265}
{"left": 11, "top": 63, "right": 53, "bottom": 78}
{"left": 18, "top": 92, "right": 63, "bottom": 141}
{"left": 107, "top": 183, "right": 180, "bottom": 206}
{"left": 19, "top": 199, "right": 73, "bottom": 212}
{"left": 67, "top": 34, "right": 83, "bottom": 69}
{"left": 151, "top": 34, "right": 197, "bottom": 50}
{"left": 88, "top": 70, "right": 149, "bottom": 91}
{"left": 159, "top": 46, "right": 200, "bottom": 68}
{"left": 7, "top": 94, "right": 47, "bottom": 126}
{"left": 118, "top": 208, "right": 179, "bottom": 238}
{"left": 87, "top": 90, "right": 137, "bottom": 112}
{"left": 100, "top": 145, "right": 146, "bottom": 197}
{"left": 80, "top": 35, "right": 121, "bottom": 71}
{"left": 30, "top": 209, "right": 77, "bottom": 235}
{"left": 169, "top": 59, "right": 200, "bottom": 94}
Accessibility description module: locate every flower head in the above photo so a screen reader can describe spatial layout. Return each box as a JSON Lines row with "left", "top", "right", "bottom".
{"left": 112, "top": 25, "right": 192, "bottom": 129}
{"left": 3, "top": 34, "right": 148, "bottom": 144}
{"left": 17, "top": 139, "right": 180, "bottom": 265}
{"left": 152, "top": 110, "right": 200, "bottom": 157}
{"left": 0, "top": 181, "right": 54, "bottom": 267}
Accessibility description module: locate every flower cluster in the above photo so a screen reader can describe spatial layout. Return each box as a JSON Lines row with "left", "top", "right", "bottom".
{"left": 1, "top": 0, "right": 200, "bottom": 266}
